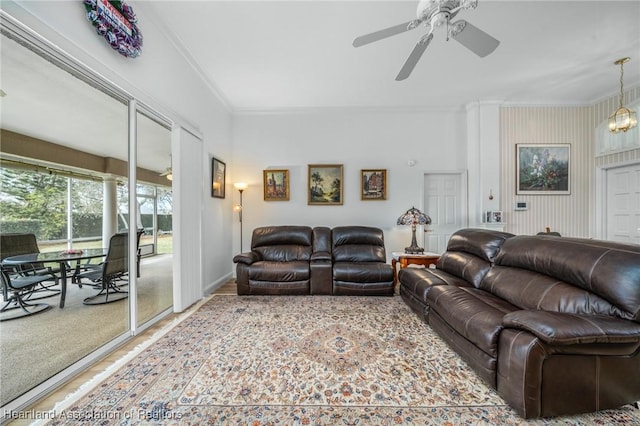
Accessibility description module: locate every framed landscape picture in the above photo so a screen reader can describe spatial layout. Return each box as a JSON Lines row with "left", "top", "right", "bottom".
{"left": 211, "top": 157, "right": 226, "bottom": 198}
{"left": 308, "top": 164, "right": 343, "bottom": 205}
{"left": 361, "top": 169, "right": 387, "bottom": 200}
{"left": 263, "top": 169, "right": 290, "bottom": 201}
{"left": 516, "top": 144, "right": 570, "bottom": 195}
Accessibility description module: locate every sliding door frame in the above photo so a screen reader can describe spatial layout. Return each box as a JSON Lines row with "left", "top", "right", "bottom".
{"left": 1, "top": 10, "right": 174, "bottom": 416}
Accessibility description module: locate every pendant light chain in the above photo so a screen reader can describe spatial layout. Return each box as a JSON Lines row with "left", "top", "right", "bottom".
{"left": 618, "top": 59, "right": 625, "bottom": 108}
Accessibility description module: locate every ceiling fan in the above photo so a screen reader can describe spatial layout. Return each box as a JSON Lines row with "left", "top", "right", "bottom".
{"left": 159, "top": 167, "right": 172, "bottom": 181}
{"left": 353, "top": 0, "right": 499, "bottom": 81}
{"left": 159, "top": 156, "right": 172, "bottom": 181}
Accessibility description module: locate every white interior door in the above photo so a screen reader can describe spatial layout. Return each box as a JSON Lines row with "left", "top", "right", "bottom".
{"left": 606, "top": 163, "right": 640, "bottom": 244}
{"left": 424, "top": 172, "right": 468, "bottom": 253}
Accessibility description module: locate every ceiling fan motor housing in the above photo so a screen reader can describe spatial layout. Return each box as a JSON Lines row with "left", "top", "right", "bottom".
{"left": 416, "top": 0, "right": 475, "bottom": 21}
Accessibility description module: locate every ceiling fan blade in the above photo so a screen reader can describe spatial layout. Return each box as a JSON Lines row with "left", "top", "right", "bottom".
{"left": 395, "top": 33, "right": 433, "bottom": 81}
{"left": 353, "top": 19, "right": 422, "bottom": 47}
{"left": 450, "top": 20, "right": 499, "bottom": 57}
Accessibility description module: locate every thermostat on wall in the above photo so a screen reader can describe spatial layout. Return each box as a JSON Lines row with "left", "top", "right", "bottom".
{"left": 514, "top": 201, "right": 528, "bottom": 211}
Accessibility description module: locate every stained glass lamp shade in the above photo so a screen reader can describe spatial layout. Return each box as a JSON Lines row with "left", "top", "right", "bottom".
{"left": 397, "top": 206, "right": 431, "bottom": 254}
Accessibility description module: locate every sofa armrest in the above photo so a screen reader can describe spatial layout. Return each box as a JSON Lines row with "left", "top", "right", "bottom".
{"left": 311, "top": 251, "right": 331, "bottom": 262}
{"left": 503, "top": 310, "right": 640, "bottom": 345}
{"left": 233, "top": 252, "right": 260, "bottom": 265}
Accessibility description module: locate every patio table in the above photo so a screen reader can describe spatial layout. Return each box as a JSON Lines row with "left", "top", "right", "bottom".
{"left": 3, "top": 249, "right": 108, "bottom": 308}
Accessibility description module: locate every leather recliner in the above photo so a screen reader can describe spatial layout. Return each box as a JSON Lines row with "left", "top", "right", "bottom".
{"left": 331, "top": 226, "right": 394, "bottom": 296}
{"left": 233, "top": 225, "right": 394, "bottom": 296}
{"left": 233, "top": 226, "right": 314, "bottom": 295}
{"left": 399, "top": 228, "right": 640, "bottom": 418}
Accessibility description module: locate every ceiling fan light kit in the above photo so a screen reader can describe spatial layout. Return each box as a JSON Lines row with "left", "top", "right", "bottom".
{"left": 608, "top": 57, "right": 638, "bottom": 133}
{"left": 160, "top": 155, "right": 173, "bottom": 181}
{"left": 353, "top": 0, "right": 499, "bottom": 81}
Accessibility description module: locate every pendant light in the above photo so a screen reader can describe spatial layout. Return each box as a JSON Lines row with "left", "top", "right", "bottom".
{"left": 608, "top": 57, "right": 637, "bottom": 133}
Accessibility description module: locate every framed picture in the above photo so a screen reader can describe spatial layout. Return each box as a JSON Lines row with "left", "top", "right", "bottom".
{"left": 263, "top": 169, "right": 290, "bottom": 201}
{"left": 361, "top": 169, "right": 387, "bottom": 200}
{"left": 211, "top": 157, "right": 226, "bottom": 198}
{"left": 516, "top": 144, "right": 570, "bottom": 195}
{"left": 486, "top": 210, "right": 503, "bottom": 223}
{"left": 308, "top": 164, "right": 343, "bottom": 205}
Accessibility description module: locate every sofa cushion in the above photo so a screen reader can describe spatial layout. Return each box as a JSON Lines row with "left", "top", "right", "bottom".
{"left": 445, "top": 228, "right": 514, "bottom": 262}
{"left": 251, "top": 226, "right": 313, "bottom": 262}
{"left": 247, "top": 280, "right": 309, "bottom": 295}
{"left": 495, "top": 236, "right": 640, "bottom": 321}
{"left": 398, "top": 267, "right": 472, "bottom": 306}
{"left": 333, "top": 262, "right": 393, "bottom": 283}
{"left": 333, "top": 281, "right": 394, "bottom": 296}
{"left": 503, "top": 310, "right": 640, "bottom": 346}
{"left": 436, "top": 252, "right": 492, "bottom": 287}
{"left": 332, "top": 226, "right": 386, "bottom": 262}
{"left": 427, "top": 285, "right": 518, "bottom": 357}
{"left": 249, "top": 261, "right": 310, "bottom": 282}
{"left": 480, "top": 266, "right": 630, "bottom": 319}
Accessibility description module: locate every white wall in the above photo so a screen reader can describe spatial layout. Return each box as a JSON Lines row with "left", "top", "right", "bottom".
{"left": 230, "top": 109, "right": 466, "bottom": 260}
{"left": 2, "top": 1, "right": 234, "bottom": 302}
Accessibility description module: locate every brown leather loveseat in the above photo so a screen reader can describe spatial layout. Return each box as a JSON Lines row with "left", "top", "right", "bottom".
{"left": 233, "top": 225, "right": 394, "bottom": 296}
{"left": 398, "top": 228, "right": 640, "bottom": 418}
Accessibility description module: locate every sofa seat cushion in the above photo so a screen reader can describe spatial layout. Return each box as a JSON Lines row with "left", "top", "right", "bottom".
{"left": 399, "top": 268, "right": 473, "bottom": 305}
{"left": 436, "top": 252, "right": 492, "bottom": 287}
{"left": 333, "top": 281, "right": 394, "bottom": 296}
{"left": 428, "top": 285, "right": 518, "bottom": 357}
{"left": 333, "top": 262, "right": 393, "bottom": 283}
{"left": 248, "top": 280, "right": 309, "bottom": 295}
{"left": 249, "top": 261, "right": 310, "bottom": 282}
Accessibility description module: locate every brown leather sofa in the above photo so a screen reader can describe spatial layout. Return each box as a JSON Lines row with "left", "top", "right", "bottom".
{"left": 233, "top": 225, "right": 394, "bottom": 296}
{"left": 398, "top": 228, "right": 640, "bottom": 418}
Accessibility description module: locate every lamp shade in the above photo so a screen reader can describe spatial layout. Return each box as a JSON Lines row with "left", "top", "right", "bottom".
{"left": 608, "top": 106, "right": 638, "bottom": 133}
{"left": 608, "top": 57, "right": 638, "bottom": 133}
{"left": 397, "top": 206, "right": 431, "bottom": 226}
{"left": 234, "top": 182, "right": 248, "bottom": 191}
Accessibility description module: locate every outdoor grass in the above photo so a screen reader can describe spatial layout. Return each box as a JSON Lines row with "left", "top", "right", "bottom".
{"left": 39, "top": 234, "right": 173, "bottom": 255}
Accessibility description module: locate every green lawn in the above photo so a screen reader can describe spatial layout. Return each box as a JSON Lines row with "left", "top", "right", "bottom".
{"left": 39, "top": 234, "right": 173, "bottom": 254}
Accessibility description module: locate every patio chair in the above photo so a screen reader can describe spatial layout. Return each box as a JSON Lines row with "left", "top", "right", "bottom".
{"left": 76, "top": 232, "right": 129, "bottom": 305}
{"left": 73, "top": 228, "right": 143, "bottom": 285}
{"left": 1, "top": 265, "right": 52, "bottom": 321}
{"left": 0, "top": 233, "right": 60, "bottom": 300}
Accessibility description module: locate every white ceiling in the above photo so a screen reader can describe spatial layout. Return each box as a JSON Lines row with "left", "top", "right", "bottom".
{"left": 0, "top": 34, "right": 172, "bottom": 174}
{"left": 1, "top": 1, "right": 639, "bottom": 176}
{"left": 148, "top": 0, "right": 640, "bottom": 111}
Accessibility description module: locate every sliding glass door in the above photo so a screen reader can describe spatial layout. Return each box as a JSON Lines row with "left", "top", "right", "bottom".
{"left": 0, "top": 22, "right": 173, "bottom": 411}
{"left": 135, "top": 110, "right": 173, "bottom": 327}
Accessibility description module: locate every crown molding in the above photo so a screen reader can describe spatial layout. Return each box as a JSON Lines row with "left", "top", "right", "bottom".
{"left": 232, "top": 104, "right": 466, "bottom": 116}
{"left": 139, "top": 3, "right": 234, "bottom": 114}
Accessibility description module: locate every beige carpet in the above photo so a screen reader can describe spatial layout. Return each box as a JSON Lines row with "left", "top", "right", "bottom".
{"left": 0, "top": 254, "right": 173, "bottom": 406}
{"left": 41, "top": 295, "right": 640, "bottom": 425}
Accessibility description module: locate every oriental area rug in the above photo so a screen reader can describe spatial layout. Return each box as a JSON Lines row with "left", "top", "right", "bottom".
{"left": 46, "top": 295, "right": 640, "bottom": 425}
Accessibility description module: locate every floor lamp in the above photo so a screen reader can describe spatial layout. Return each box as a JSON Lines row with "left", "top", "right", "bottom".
{"left": 234, "top": 182, "right": 248, "bottom": 253}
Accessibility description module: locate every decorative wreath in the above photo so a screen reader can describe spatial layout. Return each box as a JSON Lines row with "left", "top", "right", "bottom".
{"left": 83, "top": 0, "right": 143, "bottom": 58}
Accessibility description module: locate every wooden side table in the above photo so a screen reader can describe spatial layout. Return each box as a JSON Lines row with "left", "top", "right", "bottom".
{"left": 391, "top": 251, "right": 440, "bottom": 287}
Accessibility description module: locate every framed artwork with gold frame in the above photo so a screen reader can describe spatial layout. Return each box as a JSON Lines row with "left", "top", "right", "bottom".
{"left": 361, "top": 169, "right": 387, "bottom": 200}
{"left": 308, "top": 164, "right": 343, "bottom": 205}
{"left": 263, "top": 169, "right": 290, "bottom": 201}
